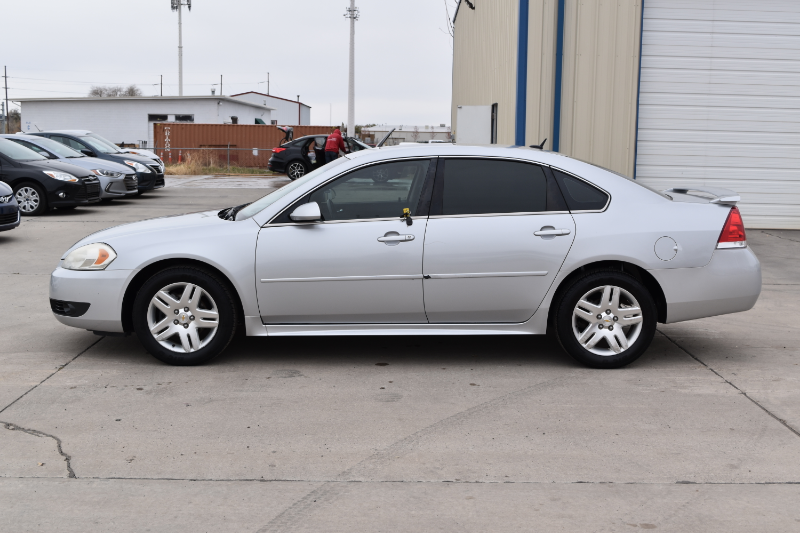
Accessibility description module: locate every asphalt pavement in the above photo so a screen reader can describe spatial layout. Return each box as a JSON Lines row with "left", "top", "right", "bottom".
{"left": 1, "top": 180, "right": 799, "bottom": 532}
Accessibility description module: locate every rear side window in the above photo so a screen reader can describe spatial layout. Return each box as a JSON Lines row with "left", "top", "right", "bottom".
{"left": 441, "top": 159, "right": 547, "bottom": 215}
{"left": 552, "top": 169, "right": 609, "bottom": 211}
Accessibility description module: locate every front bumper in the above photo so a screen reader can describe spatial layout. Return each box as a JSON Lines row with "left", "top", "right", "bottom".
{"left": 50, "top": 267, "right": 135, "bottom": 333}
{"left": 48, "top": 178, "right": 102, "bottom": 208}
{"left": 99, "top": 175, "right": 139, "bottom": 198}
{"left": 0, "top": 204, "right": 20, "bottom": 232}
{"left": 649, "top": 246, "right": 762, "bottom": 324}
{"left": 136, "top": 171, "right": 165, "bottom": 192}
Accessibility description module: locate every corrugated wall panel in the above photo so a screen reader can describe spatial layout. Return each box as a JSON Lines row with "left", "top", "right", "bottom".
{"left": 452, "top": 0, "right": 519, "bottom": 145}
{"left": 560, "top": 0, "right": 642, "bottom": 177}
{"left": 636, "top": 0, "right": 800, "bottom": 229}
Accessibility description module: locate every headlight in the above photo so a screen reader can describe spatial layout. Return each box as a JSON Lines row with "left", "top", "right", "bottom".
{"left": 0, "top": 194, "right": 13, "bottom": 203}
{"left": 62, "top": 243, "right": 117, "bottom": 271}
{"left": 92, "top": 169, "right": 124, "bottom": 178}
{"left": 124, "top": 160, "right": 152, "bottom": 173}
{"left": 42, "top": 171, "right": 79, "bottom": 182}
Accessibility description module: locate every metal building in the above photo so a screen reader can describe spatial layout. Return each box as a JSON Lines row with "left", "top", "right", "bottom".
{"left": 452, "top": 0, "right": 800, "bottom": 229}
{"left": 16, "top": 96, "right": 274, "bottom": 149}
{"left": 230, "top": 92, "right": 312, "bottom": 126}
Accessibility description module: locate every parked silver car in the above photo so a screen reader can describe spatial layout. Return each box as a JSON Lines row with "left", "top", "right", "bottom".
{"left": 49, "top": 145, "right": 761, "bottom": 368}
{"left": 5, "top": 134, "right": 137, "bottom": 199}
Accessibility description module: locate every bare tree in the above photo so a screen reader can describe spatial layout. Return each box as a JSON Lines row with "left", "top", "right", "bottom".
{"left": 88, "top": 85, "right": 143, "bottom": 97}
{"left": 411, "top": 126, "right": 420, "bottom": 142}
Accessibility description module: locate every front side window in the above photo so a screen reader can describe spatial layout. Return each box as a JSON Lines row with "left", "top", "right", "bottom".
{"left": 552, "top": 169, "right": 609, "bottom": 211}
{"left": 441, "top": 159, "right": 548, "bottom": 216}
{"left": 309, "top": 159, "right": 430, "bottom": 222}
{"left": 51, "top": 135, "right": 87, "bottom": 152}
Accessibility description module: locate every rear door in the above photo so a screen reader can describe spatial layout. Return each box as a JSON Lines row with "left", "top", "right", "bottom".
{"left": 422, "top": 158, "right": 575, "bottom": 323}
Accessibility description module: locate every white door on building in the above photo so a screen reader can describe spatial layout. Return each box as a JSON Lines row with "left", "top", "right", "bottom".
{"left": 636, "top": 0, "right": 800, "bottom": 229}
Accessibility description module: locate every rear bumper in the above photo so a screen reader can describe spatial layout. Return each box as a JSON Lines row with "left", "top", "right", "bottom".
{"left": 50, "top": 267, "right": 134, "bottom": 333}
{"left": 649, "top": 246, "right": 762, "bottom": 324}
{"left": 268, "top": 157, "right": 286, "bottom": 173}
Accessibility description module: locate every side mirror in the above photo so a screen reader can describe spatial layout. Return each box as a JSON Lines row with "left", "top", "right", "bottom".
{"left": 80, "top": 149, "right": 95, "bottom": 157}
{"left": 290, "top": 201, "right": 322, "bottom": 222}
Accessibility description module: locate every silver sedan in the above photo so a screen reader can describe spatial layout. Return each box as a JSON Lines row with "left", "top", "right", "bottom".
{"left": 49, "top": 145, "right": 761, "bottom": 368}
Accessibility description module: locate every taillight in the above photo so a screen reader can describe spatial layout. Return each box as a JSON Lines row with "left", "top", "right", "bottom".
{"left": 717, "top": 206, "right": 746, "bottom": 249}
{"left": 272, "top": 147, "right": 286, "bottom": 154}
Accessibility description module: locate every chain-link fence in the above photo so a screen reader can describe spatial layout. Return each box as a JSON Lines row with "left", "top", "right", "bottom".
{"left": 152, "top": 146, "right": 279, "bottom": 173}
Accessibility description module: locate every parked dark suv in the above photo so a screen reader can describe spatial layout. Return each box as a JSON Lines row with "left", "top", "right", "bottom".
{"left": 31, "top": 131, "right": 164, "bottom": 193}
{"left": 0, "top": 138, "right": 101, "bottom": 216}
{"left": 0, "top": 181, "right": 20, "bottom": 231}
{"left": 268, "top": 130, "right": 393, "bottom": 180}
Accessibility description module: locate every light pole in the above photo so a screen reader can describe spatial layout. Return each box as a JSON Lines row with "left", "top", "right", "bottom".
{"left": 344, "top": 1, "right": 359, "bottom": 139}
{"left": 171, "top": 0, "right": 192, "bottom": 96}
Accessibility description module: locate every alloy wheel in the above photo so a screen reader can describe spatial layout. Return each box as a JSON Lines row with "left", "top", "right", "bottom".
{"left": 287, "top": 162, "right": 306, "bottom": 180}
{"left": 147, "top": 282, "right": 219, "bottom": 353}
{"left": 15, "top": 186, "right": 40, "bottom": 214}
{"left": 571, "top": 285, "right": 643, "bottom": 356}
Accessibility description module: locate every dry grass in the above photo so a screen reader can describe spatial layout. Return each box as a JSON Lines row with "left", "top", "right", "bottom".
{"left": 164, "top": 149, "right": 275, "bottom": 175}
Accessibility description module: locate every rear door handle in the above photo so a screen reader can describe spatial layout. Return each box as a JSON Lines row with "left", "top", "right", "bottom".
{"left": 534, "top": 229, "right": 571, "bottom": 237}
{"left": 377, "top": 234, "right": 415, "bottom": 243}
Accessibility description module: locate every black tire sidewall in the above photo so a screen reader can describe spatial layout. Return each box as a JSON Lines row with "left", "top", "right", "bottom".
{"left": 132, "top": 267, "right": 238, "bottom": 366}
{"left": 555, "top": 271, "right": 657, "bottom": 369}
{"left": 14, "top": 182, "right": 47, "bottom": 216}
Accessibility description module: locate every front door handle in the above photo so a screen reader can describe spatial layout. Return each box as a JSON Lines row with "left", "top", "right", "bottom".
{"left": 377, "top": 232, "right": 415, "bottom": 245}
{"left": 534, "top": 228, "right": 571, "bottom": 237}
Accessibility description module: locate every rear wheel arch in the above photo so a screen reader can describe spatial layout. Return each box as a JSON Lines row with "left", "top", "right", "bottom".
{"left": 548, "top": 260, "right": 667, "bottom": 330}
{"left": 121, "top": 258, "right": 245, "bottom": 333}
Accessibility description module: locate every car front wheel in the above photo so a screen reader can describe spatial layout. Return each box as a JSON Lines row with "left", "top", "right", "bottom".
{"left": 14, "top": 182, "right": 47, "bottom": 216}
{"left": 132, "top": 267, "right": 238, "bottom": 365}
{"left": 554, "top": 270, "right": 657, "bottom": 369}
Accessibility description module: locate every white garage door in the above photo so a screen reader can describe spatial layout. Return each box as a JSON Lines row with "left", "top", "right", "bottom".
{"left": 635, "top": 0, "right": 800, "bottom": 229}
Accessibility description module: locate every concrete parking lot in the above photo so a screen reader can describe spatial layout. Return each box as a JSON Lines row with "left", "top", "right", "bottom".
{"left": 1, "top": 179, "right": 799, "bottom": 532}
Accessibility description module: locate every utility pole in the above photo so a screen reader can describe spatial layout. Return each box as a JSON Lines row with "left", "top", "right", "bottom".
{"left": 344, "top": 1, "right": 359, "bottom": 139}
{"left": 267, "top": 73, "right": 270, "bottom": 95}
{"left": 297, "top": 95, "right": 301, "bottom": 125}
{"left": 171, "top": 0, "right": 192, "bottom": 96}
{"left": 220, "top": 75, "right": 223, "bottom": 96}
{"left": 160, "top": 74, "right": 163, "bottom": 96}
{"left": 1, "top": 102, "right": 5, "bottom": 136}
{"left": 3, "top": 66, "right": 9, "bottom": 134}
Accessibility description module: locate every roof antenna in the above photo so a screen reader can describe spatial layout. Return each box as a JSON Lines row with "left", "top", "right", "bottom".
{"left": 529, "top": 138, "right": 547, "bottom": 150}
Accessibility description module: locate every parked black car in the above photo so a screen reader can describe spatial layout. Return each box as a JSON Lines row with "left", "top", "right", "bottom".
{"left": 31, "top": 131, "right": 164, "bottom": 193}
{"left": 0, "top": 181, "right": 20, "bottom": 232}
{"left": 0, "top": 138, "right": 101, "bottom": 216}
{"left": 268, "top": 130, "right": 394, "bottom": 180}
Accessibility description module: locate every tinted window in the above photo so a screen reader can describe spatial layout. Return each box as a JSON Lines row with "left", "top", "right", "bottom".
{"left": 552, "top": 169, "right": 609, "bottom": 211}
{"left": 148, "top": 114, "right": 168, "bottom": 122}
{"left": 441, "top": 159, "right": 547, "bottom": 216}
{"left": 309, "top": 160, "right": 430, "bottom": 222}
{"left": 51, "top": 135, "right": 88, "bottom": 152}
{"left": 0, "top": 138, "right": 48, "bottom": 161}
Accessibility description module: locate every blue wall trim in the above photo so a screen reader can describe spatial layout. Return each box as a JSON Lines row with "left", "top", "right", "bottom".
{"left": 552, "top": 0, "right": 566, "bottom": 152}
{"left": 632, "top": 0, "right": 645, "bottom": 179}
{"left": 515, "top": 0, "right": 530, "bottom": 146}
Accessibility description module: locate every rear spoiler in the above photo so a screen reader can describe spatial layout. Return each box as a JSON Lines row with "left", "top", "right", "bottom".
{"left": 663, "top": 187, "right": 740, "bottom": 206}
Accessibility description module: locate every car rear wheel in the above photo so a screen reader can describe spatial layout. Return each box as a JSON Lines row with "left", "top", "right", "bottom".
{"left": 553, "top": 270, "right": 657, "bottom": 369}
{"left": 132, "top": 267, "right": 238, "bottom": 366}
{"left": 286, "top": 161, "right": 307, "bottom": 180}
{"left": 14, "top": 183, "right": 47, "bottom": 216}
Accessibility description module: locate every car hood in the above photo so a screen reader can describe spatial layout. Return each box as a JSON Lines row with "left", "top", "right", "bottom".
{"left": 0, "top": 181, "right": 12, "bottom": 195}
{"left": 23, "top": 159, "right": 96, "bottom": 178}
{"left": 53, "top": 156, "right": 135, "bottom": 175}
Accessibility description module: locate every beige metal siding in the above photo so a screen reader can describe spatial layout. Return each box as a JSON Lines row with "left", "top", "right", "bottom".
{"left": 560, "top": 0, "right": 642, "bottom": 176}
{"left": 525, "top": 0, "right": 559, "bottom": 149}
{"left": 452, "top": 0, "right": 519, "bottom": 145}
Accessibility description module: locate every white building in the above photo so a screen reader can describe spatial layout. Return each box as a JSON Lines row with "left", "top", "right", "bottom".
{"left": 361, "top": 124, "right": 451, "bottom": 146}
{"left": 230, "top": 92, "right": 311, "bottom": 126}
{"left": 16, "top": 96, "right": 274, "bottom": 148}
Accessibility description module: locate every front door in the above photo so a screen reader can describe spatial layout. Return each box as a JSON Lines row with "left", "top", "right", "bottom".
{"left": 423, "top": 158, "right": 575, "bottom": 323}
{"left": 256, "top": 158, "right": 434, "bottom": 324}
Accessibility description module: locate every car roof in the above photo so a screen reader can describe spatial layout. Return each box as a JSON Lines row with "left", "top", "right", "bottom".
{"left": 40, "top": 130, "right": 93, "bottom": 136}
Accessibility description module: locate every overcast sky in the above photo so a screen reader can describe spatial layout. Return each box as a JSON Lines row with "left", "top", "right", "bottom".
{"left": 3, "top": 0, "right": 457, "bottom": 126}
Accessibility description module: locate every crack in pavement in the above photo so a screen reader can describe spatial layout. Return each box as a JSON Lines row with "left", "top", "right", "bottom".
{"left": 255, "top": 375, "right": 570, "bottom": 533}
{"left": 761, "top": 231, "right": 800, "bottom": 244}
{"left": 0, "top": 336, "right": 104, "bottom": 480}
{"left": 1, "top": 422, "right": 76, "bottom": 478}
{"left": 658, "top": 330, "right": 800, "bottom": 440}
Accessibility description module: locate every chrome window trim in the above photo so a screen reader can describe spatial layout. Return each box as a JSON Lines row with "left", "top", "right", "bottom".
{"left": 265, "top": 216, "right": 419, "bottom": 228}
{"left": 547, "top": 164, "right": 611, "bottom": 213}
{"left": 265, "top": 156, "right": 436, "bottom": 227}
{"left": 428, "top": 211, "right": 570, "bottom": 220}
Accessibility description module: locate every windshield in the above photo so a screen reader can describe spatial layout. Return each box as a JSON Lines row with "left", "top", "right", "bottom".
{"left": 235, "top": 158, "right": 348, "bottom": 221}
{"left": 80, "top": 136, "right": 122, "bottom": 154}
{"left": 0, "top": 138, "right": 48, "bottom": 161}
{"left": 86, "top": 133, "right": 123, "bottom": 150}
{"left": 19, "top": 137, "right": 84, "bottom": 158}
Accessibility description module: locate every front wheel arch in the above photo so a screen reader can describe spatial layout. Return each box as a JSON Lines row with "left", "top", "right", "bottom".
{"left": 121, "top": 258, "right": 244, "bottom": 334}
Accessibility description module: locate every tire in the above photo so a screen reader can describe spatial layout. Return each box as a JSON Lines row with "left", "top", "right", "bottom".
{"left": 553, "top": 270, "right": 657, "bottom": 369}
{"left": 13, "top": 182, "right": 48, "bottom": 216}
{"left": 132, "top": 266, "right": 239, "bottom": 366}
{"left": 371, "top": 167, "right": 391, "bottom": 183}
{"left": 286, "top": 160, "right": 307, "bottom": 180}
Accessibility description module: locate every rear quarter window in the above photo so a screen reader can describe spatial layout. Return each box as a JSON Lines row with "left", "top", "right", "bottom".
{"left": 552, "top": 169, "right": 609, "bottom": 212}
